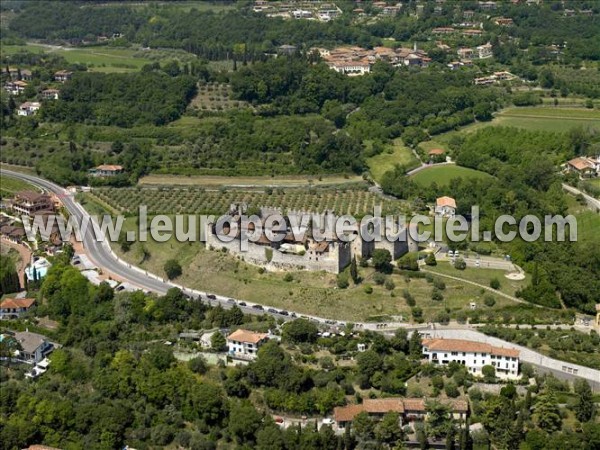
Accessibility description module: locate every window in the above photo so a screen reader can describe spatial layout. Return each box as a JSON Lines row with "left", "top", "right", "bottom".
{"left": 451, "top": 352, "right": 458, "bottom": 356}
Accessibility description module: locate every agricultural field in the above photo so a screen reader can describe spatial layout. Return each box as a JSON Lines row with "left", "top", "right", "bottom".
{"left": 0, "top": 175, "right": 39, "bottom": 198}
{"left": 189, "top": 82, "right": 251, "bottom": 112}
{"left": 487, "top": 107, "right": 600, "bottom": 132}
{"left": 0, "top": 43, "right": 199, "bottom": 73}
{"left": 88, "top": 186, "right": 408, "bottom": 216}
{"left": 410, "top": 165, "right": 492, "bottom": 187}
{"left": 108, "top": 216, "right": 514, "bottom": 323}
{"left": 138, "top": 173, "right": 365, "bottom": 188}
{"left": 366, "top": 139, "right": 420, "bottom": 183}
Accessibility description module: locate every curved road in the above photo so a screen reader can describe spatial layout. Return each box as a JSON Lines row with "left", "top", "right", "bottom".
{"left": 0, "top": 169, "right": 330, "bottom": 324}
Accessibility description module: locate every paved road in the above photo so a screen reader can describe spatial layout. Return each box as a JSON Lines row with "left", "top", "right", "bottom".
{"left": 0, "top": 169, "right": 313, "bottom": 324}
{"left": 562, "top": 183, "right": 600, "bottom": 211}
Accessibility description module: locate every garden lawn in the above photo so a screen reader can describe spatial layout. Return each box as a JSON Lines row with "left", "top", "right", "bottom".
{"left": 367, "top": 139, "right": 420, "bottom": 183}
{"left": 410, "top": 165, "right": 492, "bottom": 186}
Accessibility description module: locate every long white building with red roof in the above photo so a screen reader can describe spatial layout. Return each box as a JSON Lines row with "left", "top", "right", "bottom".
{"left": 422, "top": 338, "right": 520, "bottom": 380}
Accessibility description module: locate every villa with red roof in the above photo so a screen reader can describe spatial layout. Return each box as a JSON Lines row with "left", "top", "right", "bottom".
{"left": 226, "top": 329, "right": 269, "bottom": 360}
{"left": 0, "top": 298, "right": 35, "bottom": 320}
{"left": 422, "top": 338, "right": 520, "bottom": 380}
{"left": 435, "top": 196, "right": 457, "bottom": 217}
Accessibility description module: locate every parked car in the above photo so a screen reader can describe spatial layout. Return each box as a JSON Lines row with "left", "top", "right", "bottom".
{"left": 267, "top": 308, "right": 278, "bottom": 314}
{"left": 227, "top": 298, "right": 236, "bottom": 304}
{"left": 252, "top": 304, "right": 264, "bottom": 310}
{"left": 206, "top": 294, "right": 216, "bottom": 300}
{"left": 279, "top": 310, "right": 289, "bottom": 316}
{"left": 238, "top": 301, "right": 247, "bottom": 307}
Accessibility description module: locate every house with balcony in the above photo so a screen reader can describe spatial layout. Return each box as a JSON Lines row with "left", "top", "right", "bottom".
{"left": 17, "top": 101, "right": 41, "bottom": 117}
{"left": 422, "top": 338, "right": 520, "bottom": 380}
{"left": 434, "top": 196, "right": 456, "bottom": 217}
{"left": 226, "top": 329, "right": 269, "bottom": 360}
{"left": 9, "top": 191, "right": 54, "bottom": 218}
{"left": 0, "top": 298, "right": 35, "bottom": 320}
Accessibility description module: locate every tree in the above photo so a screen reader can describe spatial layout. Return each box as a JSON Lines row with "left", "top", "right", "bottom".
{"left": 409, "top": 331, "right": 422, "bottom": 359}
{"left": 426, "top": 402, "right": 453, "bottom": 439}
{"left": 353, "top": 411, "right": 375, "bottom": 442}
{"left": 164, "top": 259, "right": 182, "bottom": 279}
{"left": 490, "top": 278, "right": 501, "bottom": 290}
{"left": 350, "top": 255, "right": 359, "bottom": 283}
{"left": 211, "top": 332, "right": 227, "bottom": 352}
{"left": 337, "top": 273, "right": 349, "bottom": 289}
{"left": 256, "top": 425, "right": 285, "bottom": 450}
{"left": 534, "top": 391, "right": 562, "bottom": 433}
{"left": 375, "top": 412, "right": 404, "bottom": 445}
{"left": 356, "top": 350, "right": 383, "bottom": 382}
{"left": 372, "top": 249, "right": 393, "bottom": 273}
{"left": 574, "top": 379, "right": 595, "bottom": 423}
{"left": 425, "top": 253, "right": 437, "bottom": 266}
{"left": 188, "top": 356, "right": 208, "bottom": 374}
{"left": 398, "top": 253, "right": 419, "bottom": 271}
{"left": 229, "top": 401, "right": 263, "bottom": 444}
{"left": 454, "top": 258, "right": 466, "bottom": 270}
{"left": 482, "top": 365, "right": 495, "bottom": 381}
{"left": 483, "top": 295, "right": 496, "bottom": 307}
{"left": 282, "top": 319, "right": 319, "bottom": 344}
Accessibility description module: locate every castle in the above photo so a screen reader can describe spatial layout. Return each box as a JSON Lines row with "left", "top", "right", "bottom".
{"left": 204, "top": 204, "right": 418, "bottom": 274}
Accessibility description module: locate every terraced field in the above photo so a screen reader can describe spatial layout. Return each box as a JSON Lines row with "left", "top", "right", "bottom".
{"left": 89, "top": 186, "right": 408, "bottom": 216}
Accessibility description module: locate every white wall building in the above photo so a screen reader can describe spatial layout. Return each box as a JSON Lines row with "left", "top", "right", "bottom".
{"left": 226, "top": 329, "right": 269, "bottom": 360}
{"left": 422, "top": 338, "right": 520, "bottom": 380}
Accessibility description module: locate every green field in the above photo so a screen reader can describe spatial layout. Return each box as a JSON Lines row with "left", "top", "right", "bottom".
{"left": 367, "top": 139, "right": 421, "bottom": 183}
{"left": 410, "top": 165, "right": 492, "bottom": 186}
{"left": 0, "top": 43, "right": 199, "bottom": 73}
{"left": 0, "top": 173, "right": 39, "bottom": 197}
{"left": 492, "top": 107, "right": 600, "bottom": 132}
{"left": 424, "top": 262, "right": 529, "bottom": 298}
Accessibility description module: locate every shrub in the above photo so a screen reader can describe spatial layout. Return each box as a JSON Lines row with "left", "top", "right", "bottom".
{"left": 337, "top": 273, "right": 349, "bottom": 289}
{"left": 433, "top": 278, "right": 446, "bottom": 290}
{"left": 384, "top": 279, "right": 395, "bottom": 291}
{"left": 454, "top": 258, "right": 467, "bottom": 270}
{"left": 431, "top": 288, "right": 444, "bottom": 301}
{"left": 283, "top": 273, "right": 293, "bottom": 282}
{"left": 164, "top": 259, "right": 182, "bottom": 279}
{"left": 425, "top": 253, "right": 437, "bottom": 266}
{"left": 490, "top": 278, "right": 501, "bottom": 290}
{"left": 484, "top": 295, "right": 496, "bottom": 307}
{"left": 364, "top": 285, "right": 373, "bottom": 294}
{"left": 373, "top": 272, "right": 386, "bottom": 285}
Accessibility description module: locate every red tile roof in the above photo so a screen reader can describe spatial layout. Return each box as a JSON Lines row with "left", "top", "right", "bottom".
{"left": 436, "top": 196, "right": 456, "bottom": 208}
{"left": 428, "top": 148, "right": 445, "bottom": 156}
{"left": 422, "top": 338, "right": 519, "bottom": 358}
{"left": 227, "top": 329, "right": 268, "bottom": 344}
{"left": 1, "top": 298, "right": 35, "bottom": 309}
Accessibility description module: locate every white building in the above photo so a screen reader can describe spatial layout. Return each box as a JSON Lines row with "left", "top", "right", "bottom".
{"left": 477, "top": 42, "right": 493, "bottom": 59}
{"left": 422, "top": 338, "right": 520, "bottom": 380}
{"left": 17, "top": 101, "right": 41, "bottom": 117}
{"left": 226, "top": 329, "right": 269, "bottom": 360}
{"left": 435, "top": 196, "right": 456, "bottom": 217}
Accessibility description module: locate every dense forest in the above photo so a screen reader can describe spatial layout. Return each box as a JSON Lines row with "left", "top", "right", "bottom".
{"left": 40, "top": 71, "right": 197, "bottom": 127}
